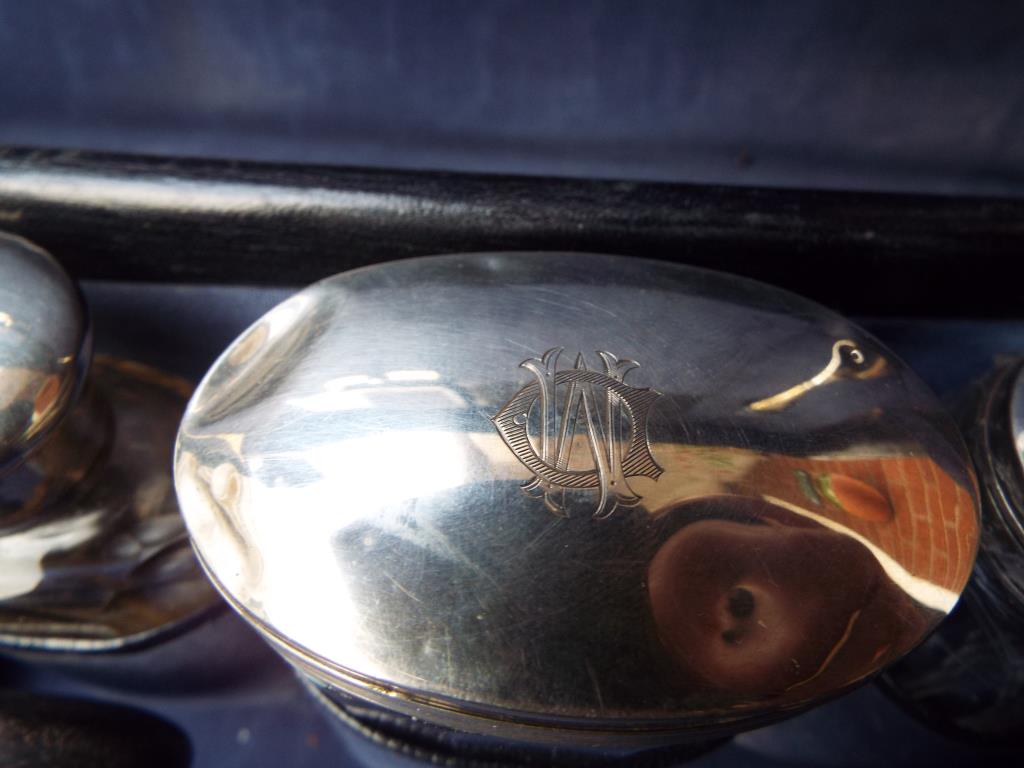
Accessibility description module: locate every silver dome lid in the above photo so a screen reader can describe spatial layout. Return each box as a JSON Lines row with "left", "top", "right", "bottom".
{"left": 0, "top": 233, "right": 88, "bottom": 469}
{"left": 174, "top": 253, "right": 978, "bottom": 744}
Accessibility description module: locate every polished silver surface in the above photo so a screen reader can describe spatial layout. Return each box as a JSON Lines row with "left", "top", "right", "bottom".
{"left": 175, "top": 253, "right": 979, "bottom": 743}
{"left": 0, "top": 233, "right": 219, "bottom": 650}
{"left": 1011, "top": 364, "right": 1024, "bottom": 481}
{"left": 0, "top": 234, "right": 88, "bottom": 470}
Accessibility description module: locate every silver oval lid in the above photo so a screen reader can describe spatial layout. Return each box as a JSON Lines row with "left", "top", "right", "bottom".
{"left": 175, "top": 253, "right": 979, "bottom": 739}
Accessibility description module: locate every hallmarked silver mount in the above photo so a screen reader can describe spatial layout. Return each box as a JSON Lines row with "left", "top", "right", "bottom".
{"left": 492, "top": 347, "right": 662, "bottom": 519}
{"left": 175, "top": 252, "right": 979, "bottom": 747}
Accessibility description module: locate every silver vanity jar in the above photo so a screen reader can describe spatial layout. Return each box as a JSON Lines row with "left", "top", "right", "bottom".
{"left": 0, "top": 232, "right": 247, "bottom": 694}
{"left": 174, "top": 253, "right": 980, "bottom": 762}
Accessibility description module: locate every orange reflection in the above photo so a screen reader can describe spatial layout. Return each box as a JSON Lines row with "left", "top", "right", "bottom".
{"left": 737, "top": 452, "right": 977, "bottom": 594}
{"left": 643, "top": 446, "right": 977, "bottom": 704}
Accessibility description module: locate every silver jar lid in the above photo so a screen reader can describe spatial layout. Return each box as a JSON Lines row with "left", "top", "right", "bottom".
{"left": 0, "top": 232, "right": 220, "bottom": 650}
{"left": 175, "top": 253, "right": 979, "bottom": 744}
{"left": 0, "top": 233, "right": 88, "bottom": 468}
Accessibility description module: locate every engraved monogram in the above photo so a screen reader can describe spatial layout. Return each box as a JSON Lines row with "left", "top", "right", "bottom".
{"left": 491, "top": 347, "right": 663, "bottom": 519}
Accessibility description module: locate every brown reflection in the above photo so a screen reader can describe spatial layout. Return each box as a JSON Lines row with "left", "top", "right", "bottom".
{"left": 636, "top": 445, "right": 979, "bottom": 596}
{"left": 0, "top": 367, "right": 68, "bottom": 462}
{"left": 438, "top": 430, "right": 976, "bottom": 710}
{"left": 647, "top": 496, "right": 930, "bottom": 700}
{"left": 1, "top": 381, "right": 109, "bottom": 530}
{"left": 737, "top": 452, "right": 977, "bottom": 593}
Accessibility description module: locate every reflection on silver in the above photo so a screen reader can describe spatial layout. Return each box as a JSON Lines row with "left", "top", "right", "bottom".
{"left": 0, "top": 233, "right": 219, "bottom": 650}
{"left": 0, "top": 233, "right": 86, "bottom": 469}
{"left": 748, "top": 339, "right": 884, "bottom": 412}
{"left": 175, "top": 253, "right": 979, "bottom": 746}
{"left": 1012, "top": 365, "right": 1024, "bottom": 477}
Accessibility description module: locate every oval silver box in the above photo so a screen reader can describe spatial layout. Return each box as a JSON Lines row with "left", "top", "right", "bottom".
{"left": 174, "top": 253, "right": 979, "bottom": 746}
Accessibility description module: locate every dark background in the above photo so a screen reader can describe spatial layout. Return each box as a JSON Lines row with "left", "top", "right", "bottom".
{"left": 2, "top": 2, "right": 1023, "bottom": 766}
{"left": 3, "top": 0, "right": 1024, "bottom": 196}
